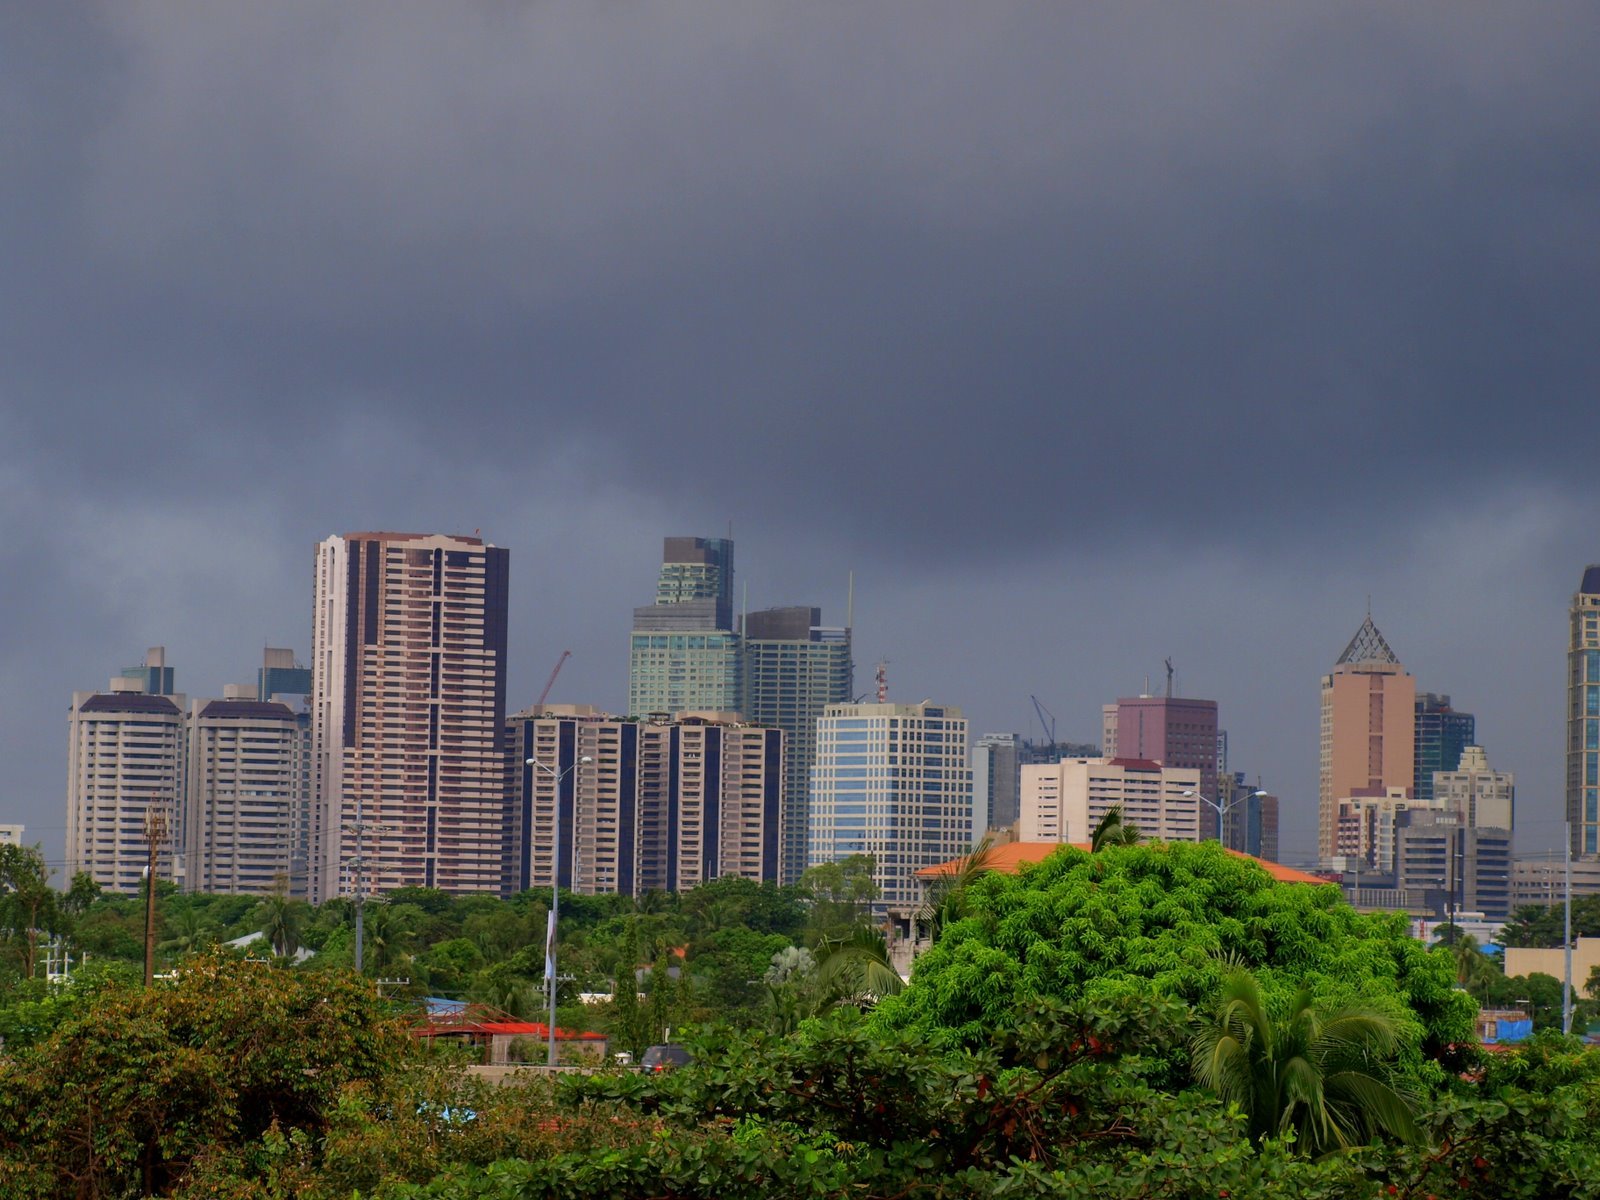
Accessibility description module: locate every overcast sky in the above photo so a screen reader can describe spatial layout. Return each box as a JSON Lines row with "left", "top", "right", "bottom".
{"left": 4, "top": 4, "right": 1598, "bottom": 871}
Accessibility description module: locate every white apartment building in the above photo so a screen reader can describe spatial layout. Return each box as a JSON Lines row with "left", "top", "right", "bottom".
{"left": 184, "top": 687, "right": 307, "bottom": 895}
{"left": 1018, "top": 757, "right": 1202, "bottom": 845}
{"left": 809, "top": 701, "right": 972, "bottom": 914}
{"left": 0, "top": 825, "right": 24, "bottom": 847}
{"left": 65, "top": 675, "right": 187, "bottom": 895}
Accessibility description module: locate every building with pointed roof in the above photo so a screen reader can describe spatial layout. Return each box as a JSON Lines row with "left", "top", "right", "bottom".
{"left": 1319, "top": 613, "right": 1415, "bottom": 865}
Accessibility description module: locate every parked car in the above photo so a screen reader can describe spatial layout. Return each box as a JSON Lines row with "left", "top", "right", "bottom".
{"left": 640, "top": 1043, "right": 692, "bottom": 1073}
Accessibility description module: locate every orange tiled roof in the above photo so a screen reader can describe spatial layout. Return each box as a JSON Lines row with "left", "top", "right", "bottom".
{"left": 914, "top": 841, "right": 1327, "bottom": 886}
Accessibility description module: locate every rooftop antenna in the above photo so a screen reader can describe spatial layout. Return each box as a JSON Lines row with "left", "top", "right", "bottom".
{"left": 1165, "top": 657, "right": 1174, "bottom": 699}
{"left": 875, "top": 660, "right": 889, "bottom": 703}
{"left": 741, "top": 580, "right": 748, "bottom": 636}
{"left": 846, "top": 570, "right": 854, "bottom": 632}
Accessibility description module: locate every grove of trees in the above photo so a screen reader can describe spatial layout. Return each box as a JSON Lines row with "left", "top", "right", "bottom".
{"left": 7, "top": 840, "right": 1600, "bottom": 1197}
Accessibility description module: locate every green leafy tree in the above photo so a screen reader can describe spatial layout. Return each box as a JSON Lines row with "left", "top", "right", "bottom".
{"left": 0, "top": 844, "right": 61, "bottom": 979}
{"left": 875, "top": 840, "right": 1475, "bottom": 1063}
{"left": 800, "top": 854, "right": 879, "bottom": 942}
{"left": 0, "top": 950, "right": 403, "bottom": 1198}
{"left": 1191, "top": 968, "right": 1420, "bottom": 1154}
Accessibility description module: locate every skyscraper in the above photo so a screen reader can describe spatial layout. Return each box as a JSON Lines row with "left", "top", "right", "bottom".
{"left": 743, "top": 605, "right": 853, "bottom": 885}
{"left": 65, "top": 650, "right": 186, "bottom": 895}
{"left": 809, "top": 701, "right": 972, "bottom": 914}
{"left": 629, "top": 537, "right": 742, "bottom": 718}
{"left": 1433, "top": 744, "right": 1513, "bottom": 830}
{"left": 1413, "top": 693, "right": 1475, "bottom": 803}
{"left": 310, "top": 532, "right": 510, "bottom": 901}
{"left": 1319, "top": 614, "right": 1415, "bottom": 865}
{"left": 973, "top": 732, "right": 1022, "bottom": 835}
{"left": 1107, "top": 694, "right": 1220, "bottom": 836}
{"left": 184, "top": 687, "right": 304, "bottom": 895}
{"left": 1568, "top": 566, "right": 1600, "bottom": 857}
{"left": 505, "top": 705, "right": 782, "bottom": 895}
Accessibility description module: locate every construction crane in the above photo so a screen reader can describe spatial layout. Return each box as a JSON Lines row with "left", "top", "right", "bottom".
{"left": 1030, "top": 695, "right": 1057, "bottom": 748}
{"left": 536, "top": 650, "right": 571, "bottom": 709}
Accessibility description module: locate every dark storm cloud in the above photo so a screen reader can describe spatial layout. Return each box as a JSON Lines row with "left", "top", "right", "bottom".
{"left": 2, "top": 4, "right": 1598, "bottom": 859}
{"left": 4, "top": 3, "right": 1596, "bottom": 557}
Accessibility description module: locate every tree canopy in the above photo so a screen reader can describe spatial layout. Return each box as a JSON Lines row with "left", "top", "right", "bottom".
{"left": 873, "top": 840, "right": 1476, "bottom": 1063}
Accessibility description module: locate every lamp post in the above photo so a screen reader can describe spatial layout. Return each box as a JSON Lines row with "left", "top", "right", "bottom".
{"left": 527, "top": 752, "right": 593, "bottom": 1068}
{"left": 1181, "top": 789, "right": 1268, "bottom": 847}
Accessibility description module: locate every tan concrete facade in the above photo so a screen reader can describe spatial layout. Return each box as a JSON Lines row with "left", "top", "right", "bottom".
{"left": 1319, "top": 616, "right": 1414, "bottom": 864}
{"left": 1434, "top": 745, "right": 1514, "bottom": 830}
{"left": 1019, "top": 757, "right": 1202, "bottom": 845}
{"left": 1503, "top": 936, "right": 1600, "bottom": 989}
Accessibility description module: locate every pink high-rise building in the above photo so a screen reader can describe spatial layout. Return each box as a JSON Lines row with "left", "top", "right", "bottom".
{"left": 1109, "top": 695, "right": 1220, "bottom": 837}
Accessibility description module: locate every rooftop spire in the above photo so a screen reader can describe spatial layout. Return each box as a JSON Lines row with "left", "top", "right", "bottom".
{"left": 1336, "top": 613, "right": 1400, "bottom": 666}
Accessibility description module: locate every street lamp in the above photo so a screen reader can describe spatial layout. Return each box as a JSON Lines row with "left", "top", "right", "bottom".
{"left": 1181, "top": 789, "right": 1268, "bottom": 845}
{"left": 527, "top": 752, "right": 593, "bottom": 1068}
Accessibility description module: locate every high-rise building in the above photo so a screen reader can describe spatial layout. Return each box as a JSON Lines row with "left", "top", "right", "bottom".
{"left": 1568, "top": 566, "right": 1600, "bottom": 857}
{"left": 1217, "top": 769, "right": 1279, "bottom": 861}
{"left": 258, "top": 647, "right": 312, "bottom": 703}
{"left": 1395, "top": 809, "right": 1513, "bottom": 920}
{"left": 1107, "top": 694, "right": 1220, "bottom": 837}
{"left": 65, "top": 651, "right": 187, "bottom": 895}
{"left": 809, "top": 702, "right": 972, "bottom": 914}
{"left": 742, "top": 605, "right": 852, "bottom": 885}
{"left": 1413, "top": 693, "right": 1475, "bottom": 803}
{"left": 1319, "top": 614, "right": 1415, "bottom": 864}
{"left": 1018, "top": 757, "right": 1202, "bottom": 845}
{"left": 184, "top": 686, "right": 305, "bottom": 895}
{"left": 1433, "top": 745, "right": 1514, "bottom": 830}
{"left": 117, "top": 646, "right": 175, "bottom": 697}
{"left": 310, "top": 532, "right": 510, "bottom": 902}
{"left": 973, "top": 732, "right": 1022, "bottom": 836}
{"left": 505, "top": 705, "right": 782, "bottom": 896}
{"left": 1241, "top": 789, "right": 1280, "bottom": 863}
{"left": 629, "top": 537, "right": 742, "bottom": 719}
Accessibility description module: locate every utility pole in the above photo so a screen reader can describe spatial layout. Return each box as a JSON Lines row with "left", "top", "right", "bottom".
{"left": 1564, "top": 823, "right": 1574, "bottom": 1036}
{"left": 344, "top": 801, "right": 392, "bottom": 976}
{"left": 142, "top": 801, "right": 168, "bottom": 988}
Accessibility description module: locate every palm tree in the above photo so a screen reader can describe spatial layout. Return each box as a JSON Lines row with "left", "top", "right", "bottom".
{"left": 917, "top": 834, "right": 998, "bottom": 944}
{"left": 360, "top": 901, "right": 410, "bottom": 976}
{"left": 810, "top": 926, "right": 905, "bottom": 1009}
{"left": 255, "top": 888, "right": 306, "bottom": 959}
{"left": 1090, "top": 805, "right": 1142, "bottom": 852}
{"left": 158, "top": 908, "right": 218, "bottom": 960}
{"left": 1190, "top": 969, "right": 1420, "bottom": 1156}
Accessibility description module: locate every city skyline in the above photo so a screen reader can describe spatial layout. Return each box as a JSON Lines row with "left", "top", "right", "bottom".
{"left": 22, "top": 533, "right": 1599, "bottom": 877}
{"left": 5, "top": 7, "right": 1598, "bottom": 874}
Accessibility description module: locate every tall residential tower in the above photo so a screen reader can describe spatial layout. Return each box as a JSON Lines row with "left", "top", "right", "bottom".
{"left": 310, "top": 532, "right": 510, "bottom": 901}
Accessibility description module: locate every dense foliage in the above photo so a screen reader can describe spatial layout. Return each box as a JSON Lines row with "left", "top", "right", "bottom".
{"left": 11, "top": 841, "right": 1600, "bottom": 1197}
{"left": 875, "top": 840, "right": 1477, "bottom": 1065}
